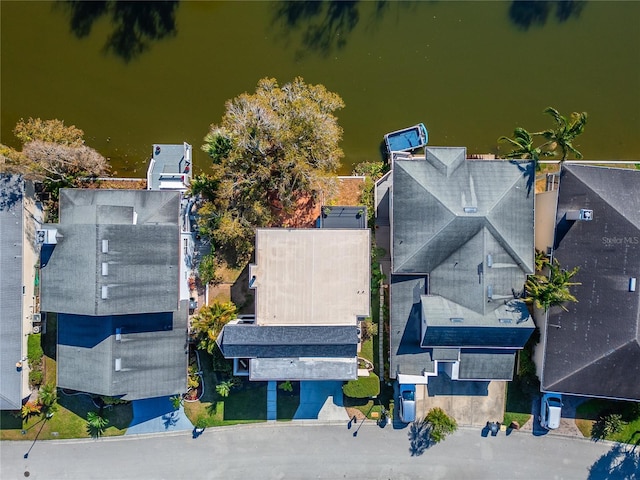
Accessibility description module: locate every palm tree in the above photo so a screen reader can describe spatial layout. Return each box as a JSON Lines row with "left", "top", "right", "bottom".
{"left": 86, "top": 411, "right": 109, "bottom": 438}
{"left": 538, "top": 107, "right": 588, "bottom": 161}
{"left": 524, "top": 258, "right": 581, "bottom": 311}
{"left": 215, "top": 378, "right": 240, "bottom": 398}
{"left": 498, "top": 127, "right": 554, "bottom": 171}
{"left": 190, "top": 301, "right": 238, "bottom": 354}
{"left": 37, "top": 383, "right": 58, "bottom": 417}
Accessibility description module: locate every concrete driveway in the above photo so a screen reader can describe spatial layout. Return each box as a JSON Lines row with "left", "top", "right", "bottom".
{"left": 125, "top": 396, "right": 193, "bottom": 435}
{"left": 293, "top": 381, "right": 349, "bottom": 422}
{"left": 416, "top": 377, "right": 506, "bottom": 427}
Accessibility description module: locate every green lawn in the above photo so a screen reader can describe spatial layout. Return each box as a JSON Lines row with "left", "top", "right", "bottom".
{"left": 0, "top": 394, "right": 132, "bottom": 441}
{"left": 503, "top": 375, "right": 538, "bottom": 427}
{"left": 184, "top": 352, "right": 268, "bottom": 426}
{"left": 184, "top": 382, "right": 267, "bottom": 427}
{"left": 576, "top": 399, "right": 640, "bottom": 444}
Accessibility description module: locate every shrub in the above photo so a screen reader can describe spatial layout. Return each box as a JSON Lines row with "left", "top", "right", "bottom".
{"left": 360, "top": 319, "right": 377, "bottom": 342}
{"left": 27, "top": 334, "right": 43, "bottom": 367}
{"left": 215, "top": 378, "right": 240, "bottom": 398}
{"left": 100, "top": 396, "right": 129, "bottom": 406}
{"left": 211, "top": 343, "right": 233, "bottom": 375}
{"left": 21, "top": 401, "right": 42, "bottom": 420}
{"left": 342, "top": 372, "right": 380, "bottom": 399}
{"left": 29, "top": 368, "right": 44, "bottom": 387}
{"left": 188, "top": 364, "right": 201, "bottom": 390}
{"left": 602, "top": 413, "right": 624, "bottom": 437}
{"left": 278, "top": 381, "right": 293, "bottom": 392}
{"left": 425, "top": 407, "right": 458, "bottom": 444}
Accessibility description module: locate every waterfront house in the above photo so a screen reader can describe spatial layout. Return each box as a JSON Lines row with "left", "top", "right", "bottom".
{"left": 540, "top": 164, "right": 640, "bottom": 402}
{"left": 40, "top": 189, "right": 188, "bottom": 400}
{"left": 376, "top": 147, "right": 536, "bottom": 389}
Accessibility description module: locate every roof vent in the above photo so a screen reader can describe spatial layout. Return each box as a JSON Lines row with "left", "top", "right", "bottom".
{"left": 566, "top": 209, "right": 593, "bottom": 221}
{"left": 487, "top": 285, "right": 493, "bottom": 300}
{"left": 486, "top": 254, "right": 493, "bottom": 268}
{"left": 114, "top": 358, "right": 121, "bottom": 371}
{"left": 463, "top": 207, "right": 477, "bottom": 214}
{"left": 101, "top": 262, "right": 108, "bottom": 276}
{"left": 115, "top": 328, "right": 122, "bottom": 341}
{"left": 499, "top": 318, "right": 512, "bottom": 324}
{"left": 630, "top": 278, "right": 637, "bottom": 292}
{"left": 450, "top": 317, "right": 464, "bottom": 323}
{"left": 101, "top": 286, "right": 108, "bottom": 299}
{"left": 102, "top": 240, "right": 109, "bottom": 253}
{"left": 36, "top": 229, "right": 59, "bottom": 245}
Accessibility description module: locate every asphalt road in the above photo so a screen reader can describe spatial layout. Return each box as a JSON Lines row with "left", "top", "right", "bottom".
{"left": 1, "top": 422, "right": 636, "bottom": 480}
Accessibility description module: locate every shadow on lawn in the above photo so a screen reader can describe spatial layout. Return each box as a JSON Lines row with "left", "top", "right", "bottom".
{"left": 58, "top": 391, "right": 132, "bottom": 431}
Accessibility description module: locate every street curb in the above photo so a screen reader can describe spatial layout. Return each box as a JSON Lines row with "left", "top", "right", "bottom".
{"left": 4, "top": 419, "right": 625, "bottom": 449}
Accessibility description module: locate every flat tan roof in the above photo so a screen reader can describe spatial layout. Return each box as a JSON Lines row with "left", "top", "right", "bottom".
{"left": 252, "top": 229, "right": 370, "bottom": 326}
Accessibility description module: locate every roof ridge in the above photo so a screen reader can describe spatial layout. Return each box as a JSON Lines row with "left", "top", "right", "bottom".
{"left": 564, "top": 165, "right": 640, "bottom": 230}
{"left": 484, "top": 218, "right": 531, "bottom": 273}
{"left": 393, "top": 161, "right": 457, "bottom": 273}
{"left": 394, "top": 214, "right": 457, "bottom": 273}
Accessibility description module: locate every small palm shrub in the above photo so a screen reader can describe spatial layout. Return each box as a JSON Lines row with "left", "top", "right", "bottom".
{"left": 425, "top": 407, "right": 458, "bottom": 444}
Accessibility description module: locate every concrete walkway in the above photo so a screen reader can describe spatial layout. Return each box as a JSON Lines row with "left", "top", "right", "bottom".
{"left": 267, "top": 381, "right": 277, "bottom": 421}
{"left": 293, "top": 381, "right": 349, "bottom": 422}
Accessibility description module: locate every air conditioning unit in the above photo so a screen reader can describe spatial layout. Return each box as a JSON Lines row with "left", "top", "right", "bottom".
{"left": 32, "top": 325, "right": 41, "bottom": 334}
{"left": 32, "top": 313, "right": 41, "bottom": 323}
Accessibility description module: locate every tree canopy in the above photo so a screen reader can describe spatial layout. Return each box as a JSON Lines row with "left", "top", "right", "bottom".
{"left": 190, "top": 301, "right": 238, "bottom": 354}
{"left": 0, "top": 118, "right": 109, "bottom": 221}
{"left": 524, "top": 258, "right": 581, "bottom": 311}
{"left": 199, "top": 77, "right": 345, "bottom": 265}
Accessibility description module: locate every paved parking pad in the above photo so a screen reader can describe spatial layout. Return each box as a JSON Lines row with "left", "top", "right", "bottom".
{"left": 293, "top": 381, "right": 349, "bottom": 422}
{"left": 417, "top": 379, "right": 506, "bottom": 427}
{"left": 125, "top": 396, "right": 193, "bottom": 435}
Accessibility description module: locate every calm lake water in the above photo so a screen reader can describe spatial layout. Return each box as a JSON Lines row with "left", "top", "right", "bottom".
{"left": 2, "top": 1, "right": 639, "bottom": 176}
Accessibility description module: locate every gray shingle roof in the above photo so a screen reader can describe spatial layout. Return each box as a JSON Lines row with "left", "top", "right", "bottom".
{"left": 458, "top": 350, "right": 516, "bottom": 380}
{"left": 40, "top": 189, "right": 186, "bottom": 400}
{"left": 542, "top": 165, "right": 640, "bottom": 401}
{"left": 41, "top": 189, "right": 180, "bottom": 316}
{"left": 249, "top": 357, "right": 357, "bottom": 381}
{"left": 388, "top": 149, "right": 535, "bottom": 380}
{"left": 219, "top": 324, "right": 358, "bottom": 358}
{"left": 57, "top": 305, "right": 188, "bottom": 400}
{"left": 389, "top": 274, "right": 435, "bottom": 377}
{"left": 0, "top": 175, "right": 24, "bottom": 410}
{"left": 392, "top": 152, "right": 534, "bottom": 278}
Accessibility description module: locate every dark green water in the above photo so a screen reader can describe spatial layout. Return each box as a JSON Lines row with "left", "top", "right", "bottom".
{"left": 2, "top": 1, "right": 639, "bottom": 176}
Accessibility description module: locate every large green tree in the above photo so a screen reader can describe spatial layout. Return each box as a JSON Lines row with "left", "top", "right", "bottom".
{"left": 200, "top": 77, "right": 345, "bottom": 265}
{"left": 190, "top": 301, "right": 238, "bottom": 354}
{"left": 524, "top": 258, "right": 581, "bottom": 311}
{"left": 1, "top": 118, "right": 109, "bottom": 221}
